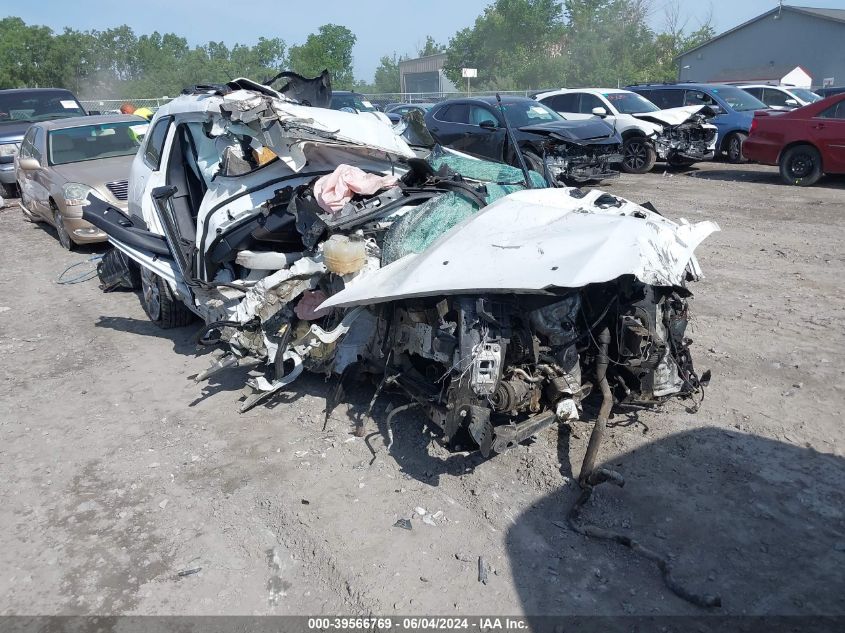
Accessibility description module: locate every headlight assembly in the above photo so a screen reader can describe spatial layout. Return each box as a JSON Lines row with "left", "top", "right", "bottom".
{"left": 62, "top": 182, "right": 96, "bottom": 206}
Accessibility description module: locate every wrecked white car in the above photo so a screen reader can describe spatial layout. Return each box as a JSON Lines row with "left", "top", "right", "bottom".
{"left": 536, "top": 88, "right": 718, "bottom": 173}
{"left": 84, "top": 78, "right": 718, "bottom": 466}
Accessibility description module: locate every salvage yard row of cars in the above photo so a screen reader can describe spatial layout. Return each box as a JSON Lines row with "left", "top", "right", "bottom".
{"left": 1, "top": 73, "right": 843, "bottom": 601}
{"left": 0, "top": 76, "right": 842, "bottom": 444}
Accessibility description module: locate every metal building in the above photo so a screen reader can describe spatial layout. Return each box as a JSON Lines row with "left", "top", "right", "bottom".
{"left": 398, "top": 53, "right": 458, "bottom": 95}
{"left": 677, "top": 4, "right": 845, "bottom": 88}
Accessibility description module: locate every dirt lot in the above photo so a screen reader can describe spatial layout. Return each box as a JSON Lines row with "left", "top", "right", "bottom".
{"left": 1, "top": 161, "right": 844, "bottom": 618}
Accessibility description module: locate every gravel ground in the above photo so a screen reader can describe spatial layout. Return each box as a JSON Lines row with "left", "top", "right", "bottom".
{"left": 0, "top": 161, "right": 843, "bottom": 617}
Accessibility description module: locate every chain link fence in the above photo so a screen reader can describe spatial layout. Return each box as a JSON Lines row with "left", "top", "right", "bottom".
{"left": 79, "top": 97, "right": 173, "bottom": 114}
{"left": 80, "top": 90, "right": 549, "bottom": 114}
{"left": 363, "top": 90, "right": 542, "bottom": 109}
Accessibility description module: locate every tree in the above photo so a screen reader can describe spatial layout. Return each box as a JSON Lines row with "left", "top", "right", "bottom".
{"left": 418, "top": 36, "right": 445, "bottom": 57}
{"left": 443, "top": 0, "right": 567, "bottom": 90}
{"left": 373, "top": 53, "right": 401, "bottom": 93}
{"left": 288, "top": 24, "right": 357, "bottom": 89}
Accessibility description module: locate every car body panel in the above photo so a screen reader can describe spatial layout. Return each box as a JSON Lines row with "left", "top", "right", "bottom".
{"left": 321, "top": 187, "right": 718, "bottom": 309}
{"left": 739, "top": 84, "right": 822, "bottom": 110}
{"left": 536, "top": 88, "right": 717, "bottom": 165}
{"left": 744, "top": 94, "right": 845, "bottom": 173}
{"left": 627, "top": 83, "right": 768, "bottom": 153}
{"left": 425, "top": 96, "right": 622, "bottom": 183}
{"left": 14, "top": 114, "right": 142, "bottom": 244}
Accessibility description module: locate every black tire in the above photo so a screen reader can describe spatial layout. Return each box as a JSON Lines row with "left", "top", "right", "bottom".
{"left": 621, "top": 137, "right": 656, "bottom": 174}
{"left": 140, "top": 268, "right": 194, "bottom": 329}
{"left": 52, "top": 204, "right": 74, "bottom": 251}
{"left": 779, "top": 144, "right": 822, "bottom": 186}
{"left": 521, "top": 150, "right": 544, "bottom": 174}
{"left": 725, "top": 132, "right": 748, "bottom": 164}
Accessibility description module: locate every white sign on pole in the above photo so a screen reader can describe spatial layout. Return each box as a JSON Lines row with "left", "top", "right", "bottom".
{"left": 823, "top": 77, "right": 835, "bottom": 87}
{"left": 461, "top": 68, "right": 478, "bottom": 78}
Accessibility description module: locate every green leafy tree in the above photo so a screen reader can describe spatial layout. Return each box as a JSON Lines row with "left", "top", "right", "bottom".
{"left": 418, "top": 36, "right": 445, "bottom": 57}
{"left": 373, "top": 53, "right": 401, "bottom": 93}
{"left": 443, "top": 0, "right": 567, "bottom": 90}
{"left": 288, "top": 24, "right": 357, "bottom": 89}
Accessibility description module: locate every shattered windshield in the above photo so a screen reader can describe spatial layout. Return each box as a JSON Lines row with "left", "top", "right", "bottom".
{"left": 710, "top": 86, "right": 767, "bottom": 112}
{"left": 790, "top": 88, "right": 821, "bottom": 103}
{"left": 500, "top": 101, "right": 563, "bottom": 127}
{"left": 48, "top": 121, "right": 146, "bottom": 165}
{"left": 0, "top": 91, "right": 86, "bottom": 124}
{"left": 605, "top": 92, "right": 660, "bottom": 114}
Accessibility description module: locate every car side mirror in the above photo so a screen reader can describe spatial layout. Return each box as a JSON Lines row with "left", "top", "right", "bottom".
{"left": 479, "top": 119, "right": 497, "bottom": 130}
{"left": 784, "top": 99, "right": 798, "bottom": 107}
{"left": 592, "top": 107, "right": 608, "bottom": 117}
{"left": 18, "top": 157, "right": 41, "bottom": 170}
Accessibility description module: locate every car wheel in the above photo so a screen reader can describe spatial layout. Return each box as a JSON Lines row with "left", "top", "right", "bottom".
{"left": 521, "top": 150, "right": 545, "bottom": 174}
{"left": 779, "top": 144, "right": 822, "bottom": 186}
{"left": 621, "top": 137, "right": 656, "bottom": 174}
{"left": 52, "top": 204, "right": 74, "bottom": 251}
{"left": 141, "top": 267, "right": 194, "bottom": 329}
{"left": 725, "top": 132, "right": 748, "bottom": 163}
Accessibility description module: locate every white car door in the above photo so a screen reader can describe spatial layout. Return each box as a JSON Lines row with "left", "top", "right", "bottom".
{"left": 129, "top": 115, "right": 174, "bottom": 231}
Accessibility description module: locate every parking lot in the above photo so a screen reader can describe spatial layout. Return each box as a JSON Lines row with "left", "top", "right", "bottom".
{"left": 1, "top": 160, "right": 843, "bottom": 616}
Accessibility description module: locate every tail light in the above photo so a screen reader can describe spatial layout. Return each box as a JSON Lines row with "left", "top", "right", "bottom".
{"left": 750, "top": 117, "right": 758, "bottom": 135}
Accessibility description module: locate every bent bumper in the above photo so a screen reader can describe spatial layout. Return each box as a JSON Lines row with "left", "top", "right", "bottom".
{"left": 64, "top": 216, "right": 109, "bottom": 244}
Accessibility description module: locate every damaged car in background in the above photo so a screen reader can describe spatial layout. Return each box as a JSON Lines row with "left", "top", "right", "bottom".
{"left": 423, "top": 96, "right": 623, "bottom": 184}
{"left": 535, "top": 88, "right": 718, "bottom": 173}
{"left": 82, "top": 77, "right": 718, "bottom": 466}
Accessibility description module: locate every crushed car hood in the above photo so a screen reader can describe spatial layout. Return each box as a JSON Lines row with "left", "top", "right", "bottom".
{"left": 321, "top": 188, "right": 719, "bottom": 309}
{"left": 632, "top": 105, "right": 714, "bottom": 127}
{"left": 216, "top": 89, "right": 416, "bottom": 171}
{"left": 519, "top": 119, "right": 618, "bottom": 143}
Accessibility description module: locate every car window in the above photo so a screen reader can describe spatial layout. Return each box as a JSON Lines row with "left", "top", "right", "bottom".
{"left": 818, "top": 101, "right": 845, "bottom": 120}
{"left": 331, "top": 94, "right": 377, "bottom": 112}
{"left": 31, "top": 127, "right": 44, "bottom": 162}
{"left": 685, "top": 90, "right": 717, "bottom": 107}
{"left": 469, "top": 105, "right": 497, "bottom": 126}
{"left": 0, "top": 91, "right": 85, "bottom": 124}
{"left": 19, "top": 127, "right": 36, "bottom": 159}
{"left": 603, "top": 91, "right": 659, "bottom": 113}
{"left": 143, "top": 117, "right": 171, "bottom": 170}
{"left": 790, "top": 88, "right": 821, "bottom": 103}
{"left": 578, "top": 93, "right": 605, "bottom": 114}
{"left": 743, "top": 87, "right": 763, "bottom": 99}
{"left": 543, "top": 93, "right": 579, "bottom": 112}
{"left": 644, "top": 89, "right": 684, "bottom": 109}
{"left": 48, "top": 120, "right": 146, "bottom": 166}
{"left": 436, "top": 104, "right": 470, "bottom": 124}
{"left": 763, "top": 88, "right": 789, "bottom": 108}
{"left": 498, "top": 100, "right": 562, "bottom": 127}
{"left": 709, "top": 86, "right": 766, "bottom": 111}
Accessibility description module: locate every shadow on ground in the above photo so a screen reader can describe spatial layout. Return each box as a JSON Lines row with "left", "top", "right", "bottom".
{"left": 685, "top": 168, "right": 845, "bottom": 189}
{"left": 505, "top": 426, "right": 845, "bottom": 618}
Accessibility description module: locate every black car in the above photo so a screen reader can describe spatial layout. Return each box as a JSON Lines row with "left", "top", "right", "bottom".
{"left": 384, "top": 102, "right": 435, "bottom": 124}
{"left": 424, "top": 96, "right": 622, "bottom": 184}
{"left": 0, "top": 88, "right": 87, "bottom": 197}
{"left": 815, "top": 86, "right": 845, "bottom": 98}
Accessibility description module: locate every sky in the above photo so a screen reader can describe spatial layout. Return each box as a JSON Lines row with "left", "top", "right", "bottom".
{"left": 2, "top": 0, "right": 844, "bottom": 81}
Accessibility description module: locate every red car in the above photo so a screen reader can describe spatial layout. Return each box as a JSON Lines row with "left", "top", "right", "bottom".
{"left": 743, "top": 93, "right": 845, "bottom": 186}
